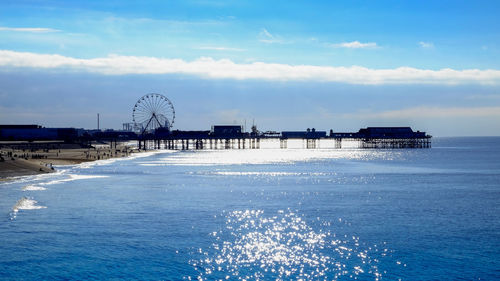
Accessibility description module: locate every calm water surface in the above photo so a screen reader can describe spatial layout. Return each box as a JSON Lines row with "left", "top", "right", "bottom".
{"left": 0, "top": 137, "right": 499, "bottom": 280}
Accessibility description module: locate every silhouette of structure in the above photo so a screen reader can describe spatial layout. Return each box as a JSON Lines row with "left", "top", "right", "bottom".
{"left": 0, "top": 95, "right": 432, "bottom": 150}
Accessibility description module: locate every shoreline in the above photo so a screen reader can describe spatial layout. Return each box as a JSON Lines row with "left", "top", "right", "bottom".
{"left": 0, "top": 143, "right": 141, "bottom": 181}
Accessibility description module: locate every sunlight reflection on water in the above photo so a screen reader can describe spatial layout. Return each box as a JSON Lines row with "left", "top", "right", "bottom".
{"left": 140, "top": 149, "right": 400, "bottom": 166}
{"left": 190, "top": 209, "right": 388, "bottom": 280}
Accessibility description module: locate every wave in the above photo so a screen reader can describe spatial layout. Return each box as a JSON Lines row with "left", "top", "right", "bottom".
{"left": 0, "top": 169, "right": 66, "bottom": 186}
{"left": 41, "top": 174, "right": 109, "bottom": 185}
{"left": 22, "top": 185, "right": 47, "bottom": 191}
{"left": 12, "top": 197, "right": 46, "bottom": 212}
{"left": 10, "top": 197, "right": 47, "bottom": 220}
{"left": 77, "top": 150, "right": 175, "bottom": 169}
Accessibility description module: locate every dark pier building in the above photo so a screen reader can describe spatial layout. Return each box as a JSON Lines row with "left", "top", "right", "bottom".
{"left": 329, "top": 127, "right": 431, "bottom": 148}
{"left": 281, "top": 128, "right": 327, "bottom": 149}
{"left": 157, "top": 125, "right": 261, "bottom": 150}
{"left": 143, "top": 126, "right": 431, "bottom": 150}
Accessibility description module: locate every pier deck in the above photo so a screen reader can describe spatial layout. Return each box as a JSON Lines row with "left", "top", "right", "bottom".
{"left": 138, "top": 127, "right": 431, "bottom": 150}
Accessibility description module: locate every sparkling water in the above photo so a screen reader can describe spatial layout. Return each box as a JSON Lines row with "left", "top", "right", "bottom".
{"left": 1, "top": 137, "right": 499, "bottom": 280}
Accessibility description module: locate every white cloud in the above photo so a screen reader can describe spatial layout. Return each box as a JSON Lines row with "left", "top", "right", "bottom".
{"left": 419, "top": 41, "right": 434, "bottom": 48}
{"left": 196, "top": 46, "right": 246, "bottom": 51}
{"left": 1, "top": 50, "right": 500, "bottom": 85}
{"left": 346, "top": 106, "right": 500, "bottom": 119}
{"left": 332, "top": 41, "right": 378, "bottom": 49}
{"left": 258, "top": 28, "right": 282, "bottom": 44}
{"left": 0, "top": 27, "right": 60, "bottom": 33}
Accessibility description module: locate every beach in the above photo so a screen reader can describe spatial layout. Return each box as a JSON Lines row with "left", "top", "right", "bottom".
{"left": 0, "top": 142, "right": 137, "bottom": 180}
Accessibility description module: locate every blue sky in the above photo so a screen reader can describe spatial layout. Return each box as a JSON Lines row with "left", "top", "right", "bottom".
{"left": 1, "top": 0, "right": 500, "bottom": 136}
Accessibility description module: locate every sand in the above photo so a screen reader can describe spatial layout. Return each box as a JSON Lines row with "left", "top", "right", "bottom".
{"left": 0, "top": 142, "right": 139, "bottom": 181}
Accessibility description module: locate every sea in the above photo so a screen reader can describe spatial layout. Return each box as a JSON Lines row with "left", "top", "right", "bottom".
{"left": 0, "top": 137, "right": 499, "bottom": 280}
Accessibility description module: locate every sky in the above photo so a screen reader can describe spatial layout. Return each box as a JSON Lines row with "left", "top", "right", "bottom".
{"left": 1, "top": 0, "right": 500, "bottom": 136}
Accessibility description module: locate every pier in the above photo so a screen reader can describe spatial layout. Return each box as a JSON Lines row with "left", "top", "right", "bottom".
{"left": 128, "top": 94, "right": 431, "bottom": 150}
{"left": 137, "top": 126, "right": 431, "bottom": 150}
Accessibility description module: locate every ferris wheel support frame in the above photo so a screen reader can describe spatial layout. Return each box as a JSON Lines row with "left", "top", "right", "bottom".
{"left": 140, "top": 113, "right": 163, "bottom": 136}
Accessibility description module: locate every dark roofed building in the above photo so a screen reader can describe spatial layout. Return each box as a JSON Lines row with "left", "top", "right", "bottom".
{"left": 0, "top": 125, "right": 41, "bottom": 129}
{"left": 0, "top": 125, "right": 78, "bottom": 141}
{"left": 357, "top": 127, "right": 428, "bottom": 138}
{"left": 171, "top": 130, "right": 210, "bottom": 139}
{"left": 282, "top": 128, "right": 327, "bottom": 139}
{"left": 211, "top": 125, "right": 243, "bottom": 137}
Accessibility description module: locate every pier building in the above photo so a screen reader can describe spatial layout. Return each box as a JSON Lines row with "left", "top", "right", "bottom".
{"left": 140, "top": 126, "right": 431, "bottom": 150}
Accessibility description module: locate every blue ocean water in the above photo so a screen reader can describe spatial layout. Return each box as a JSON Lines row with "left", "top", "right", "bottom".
{"left": 0, "top": 137, "right": 499, "bottom": 280}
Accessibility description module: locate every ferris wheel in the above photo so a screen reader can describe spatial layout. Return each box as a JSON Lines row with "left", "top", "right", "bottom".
{"left": 132, "top": 94, "right": 175, "bottom": 134}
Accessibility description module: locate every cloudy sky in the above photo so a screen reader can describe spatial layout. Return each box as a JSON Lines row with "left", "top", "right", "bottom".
{"left": 1, "top": 0, "right": 499, "bottom": 136}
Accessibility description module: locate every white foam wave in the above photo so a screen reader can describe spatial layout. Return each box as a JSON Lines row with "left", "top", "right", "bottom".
{"left": 10, "top": 197, "right": 47, "bottom": 220}
{"left": 77, "top": 158, "right": 122, "bottom": 169}
{"left": 22, "top": 185, "right": 47, "bottom": 191}
{"left": 70, "top": 174, "right": 109, "bottom": 180}
{"left": 41, "top": 174, "right": 109, "bottom": 185}
{"left": 0, "top": 169, "right": 66, "bottom": 186}
{"left": 12, "top": 197, "right": 46, "bottom": 212}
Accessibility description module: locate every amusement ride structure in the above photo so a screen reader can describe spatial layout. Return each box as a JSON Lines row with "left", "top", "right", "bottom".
{"left": 132, "top": 94, "right": 175, "bottom": 135}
